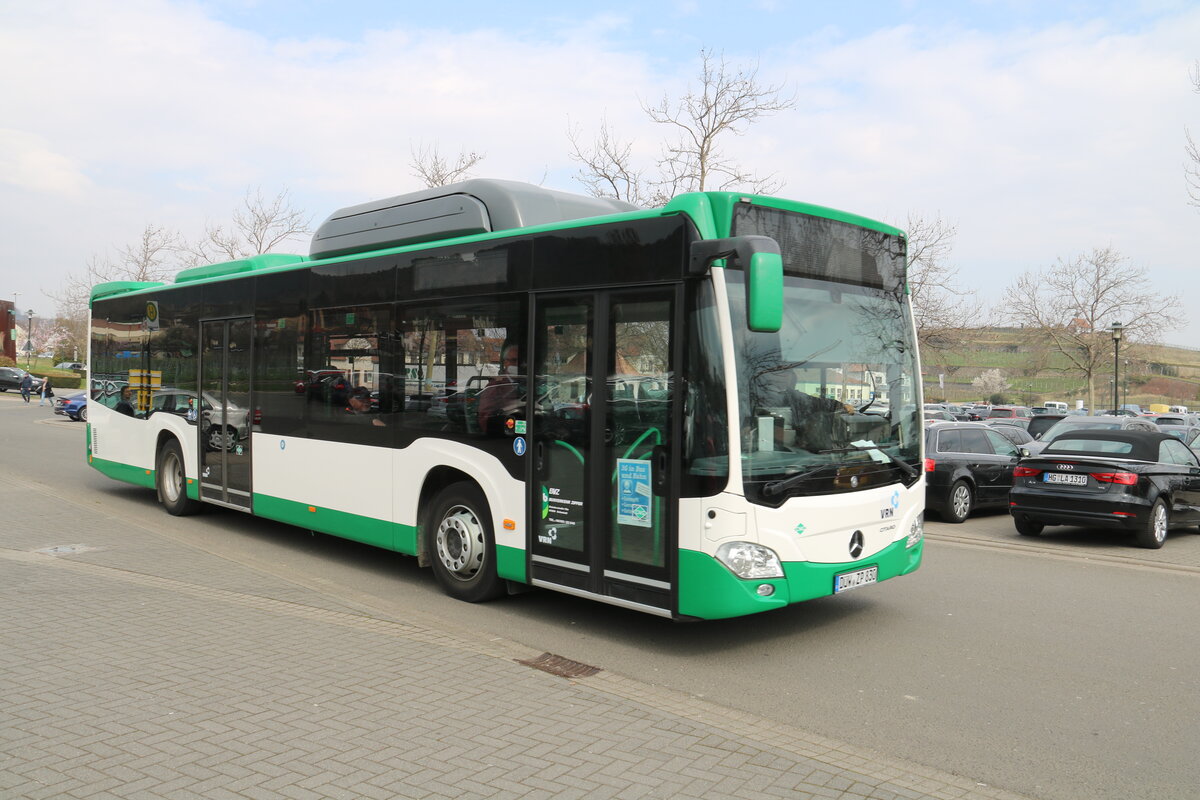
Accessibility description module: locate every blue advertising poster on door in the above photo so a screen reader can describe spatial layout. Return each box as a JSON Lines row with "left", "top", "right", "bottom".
{"left": 616, "top": 458, "right": 652, "bottom": 528}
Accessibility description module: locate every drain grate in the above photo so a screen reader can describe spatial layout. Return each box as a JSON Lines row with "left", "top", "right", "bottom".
{"left": 35, "top": 544, "right": 96, "bottom": 556}
{"left": 517, "top": 652, "right": 601, "bottom": 678}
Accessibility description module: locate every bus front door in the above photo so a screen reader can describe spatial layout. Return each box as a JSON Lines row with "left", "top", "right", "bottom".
{"left": 530, "top": 288, "right": 679, "bottom": 616}
{"left": 199, "top": 318, "right": 253, "bottom": 510}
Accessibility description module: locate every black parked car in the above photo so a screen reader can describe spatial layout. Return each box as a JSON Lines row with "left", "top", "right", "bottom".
{"left": 1026, "top": 413, "right": 1067, "bottom": 441}
{"left": 924, "top": 422, "right": 1021, "bottom": 523}
{"left": 989, "top": 424, "right": 1034, "bottom": 448}
{"left": 0, "top": 366, "right": 49, "bottom": 395}
{"left": 1009, "top": 429, "right": 1200, "bottom": 549}
{"left": 963, "top": 405, "right": 990, "bottom": 421}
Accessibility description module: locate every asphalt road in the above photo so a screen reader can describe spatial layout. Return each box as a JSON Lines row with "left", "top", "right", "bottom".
{"left": 5, "top": 398, "right": 1200, "bottom": 800}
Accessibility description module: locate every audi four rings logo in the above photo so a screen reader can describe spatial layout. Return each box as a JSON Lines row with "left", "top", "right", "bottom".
{"left": 1057, "top": 464, "right": 1075, "bottom": 470}
{"left": 849, "top": 531, "right": 865, "bottom": 559}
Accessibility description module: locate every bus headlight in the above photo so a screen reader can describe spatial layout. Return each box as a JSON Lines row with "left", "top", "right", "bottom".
{"left": 906, "top": 513, "right": 924, "bottom": 548}
{"left": 715, "top": 542, "right": 784, "bottom": 579}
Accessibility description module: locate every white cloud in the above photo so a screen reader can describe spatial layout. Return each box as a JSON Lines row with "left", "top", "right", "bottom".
{"left": 1, "top": 1, "right": 1197, "bottom": 342}
{"left": 738, "top": 11, "right": 1200, "bottom": 341}
{"left": 0, "top": 130, "right": 91, "bottom": 197}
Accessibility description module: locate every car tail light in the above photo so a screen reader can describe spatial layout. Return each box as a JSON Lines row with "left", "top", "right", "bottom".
{"left": 924, "top": 458, "right": 936, "bottom": 472}
{"left": 1091, "top": 472, "right": 1137, "bottom": 485}
{"left": 1013, "top": 466, "right": 1041, "bottom": 477}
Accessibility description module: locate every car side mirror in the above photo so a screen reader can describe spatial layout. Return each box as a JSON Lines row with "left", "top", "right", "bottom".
{"left": 1019, "top": 447, "right": 1030, "bottom": 457}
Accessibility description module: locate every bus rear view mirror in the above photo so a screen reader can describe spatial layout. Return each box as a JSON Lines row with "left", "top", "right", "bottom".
{"left": 688, "top": 235, "right": 783, "bottom": 332}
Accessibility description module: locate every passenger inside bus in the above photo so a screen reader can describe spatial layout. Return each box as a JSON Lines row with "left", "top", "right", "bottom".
{"left": 476, "top": 343, "right": 523, "bottom": 435}
{"left": 345, "top": 386, "right": 385, "bottom": 426}
{"left": 115, "top": 386, "right": 137, "bottom": 417}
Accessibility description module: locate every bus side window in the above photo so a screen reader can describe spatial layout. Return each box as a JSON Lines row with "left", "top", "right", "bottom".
{"left": 396, "top": 298, "right": 526, "bottom": 436}
{"left": 305, "top": 304, "right": 396, "bottom": 440}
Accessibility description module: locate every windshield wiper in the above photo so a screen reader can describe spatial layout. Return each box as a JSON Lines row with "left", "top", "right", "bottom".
{"left": 820, "top": 442, "right": 918, "bottom": 479}
{"left": 858, "top": 370, "right": 880, "bottom": 413}
{"left": 762, "top": 463, "right": 842, "bottom": 497}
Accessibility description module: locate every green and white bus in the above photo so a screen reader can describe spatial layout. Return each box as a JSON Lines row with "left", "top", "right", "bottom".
{"left": 87, "top": 179, "right": 924, "bottom": 620}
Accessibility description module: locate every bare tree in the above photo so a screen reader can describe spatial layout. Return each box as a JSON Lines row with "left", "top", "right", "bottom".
{"left": 410, "top": 144, "right": 486, "bottom": 188}
{"left": 566, "top": 119, "right": 654, "bottom": 205}
{"left": 1002, "top": 247, "right": 1184, "bottom": 412}
{"left": 50, "top": 189, "right": 311, "bottom": 345}
{"left": 1187, "top": 61, "right": 1200, "bottom": 208}
{"left": 183, "top": 188, "right": 311, "bottom": 266}
{"left": 904, "top": 213, "right": 985, "bottom": 352}
{"left": 570, "top": 48, "right": 794, "bottom": 204}
{"left": 48, "top": 223, "right": 182, "bottom": 353}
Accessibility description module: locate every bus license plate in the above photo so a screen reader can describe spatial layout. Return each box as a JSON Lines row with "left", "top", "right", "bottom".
{"left": 1044, "top": 472, "right": 1088, "bottom": 486}
{"left": 835, "top": 566, "right": 878, "bottom": 594}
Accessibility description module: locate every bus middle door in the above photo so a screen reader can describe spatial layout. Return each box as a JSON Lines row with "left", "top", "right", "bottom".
{"left": 198, "top": 317, "right": 253, "bottom": 510}
{"left": 529, "top": 288, "right": 679, "bottom": 616}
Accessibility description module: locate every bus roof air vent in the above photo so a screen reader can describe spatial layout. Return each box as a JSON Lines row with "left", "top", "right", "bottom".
{"left": 309, "top": 179, "right": 639, "bottom": 260}
{"left": 174, "top": 253, "right": 307, "bottom": 284}
{"left": 89, "top": 281, "right": 165, "bottom": 304}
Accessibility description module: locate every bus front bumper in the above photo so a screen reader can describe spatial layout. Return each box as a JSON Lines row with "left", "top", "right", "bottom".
{"left": 677, "top": 537, "right": 923, "bottom": 620}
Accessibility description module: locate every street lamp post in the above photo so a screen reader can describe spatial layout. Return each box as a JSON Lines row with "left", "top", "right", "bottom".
{"left": 1111, "top": 321, "right": 1124, "bottom": 412}
{"left": 25, "top": 309, "right": 34, "bottom": 368}
{"left": 1123, "top": 359, "right": 1129, "bottom": 409}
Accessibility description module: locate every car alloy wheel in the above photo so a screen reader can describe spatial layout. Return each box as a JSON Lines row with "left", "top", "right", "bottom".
{"left": 947, "top": 480, "right": 972, "bottom": 523}
{"left": 1135, "top": 498, "right": 1169, "bottom": 549}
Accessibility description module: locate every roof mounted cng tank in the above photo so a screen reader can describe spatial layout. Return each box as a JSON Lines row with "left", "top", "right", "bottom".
{"left": 309, "top": 179, "right": 640, "bottom": 259}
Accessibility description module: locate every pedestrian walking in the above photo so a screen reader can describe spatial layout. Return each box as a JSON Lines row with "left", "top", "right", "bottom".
{"left": 19, "top": 373, "right": 32, "bottom": 403}
{"left": 39, "top": 376, "right": 52, "bottom": 406}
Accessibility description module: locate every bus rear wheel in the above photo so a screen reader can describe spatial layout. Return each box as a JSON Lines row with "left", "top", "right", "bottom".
{"left": 157, "top": 439, "right": 200, "bottom": 516}
{"left": 426, "top": 482, "right": 504, "bottom": 602}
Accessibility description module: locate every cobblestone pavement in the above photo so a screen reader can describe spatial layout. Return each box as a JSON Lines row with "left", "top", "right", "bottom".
{"left": 0, "top": 416, "right": 1033, "bottom": 799}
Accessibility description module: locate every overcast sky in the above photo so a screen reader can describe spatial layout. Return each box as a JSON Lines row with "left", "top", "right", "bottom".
{"left": 3, "top": 1, "right": 1197, "bottom": 345}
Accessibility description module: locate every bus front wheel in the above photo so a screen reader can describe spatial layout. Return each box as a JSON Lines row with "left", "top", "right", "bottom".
{"left": 157, "top": 439, "right": 201, "bottom": 516}
{"left": 426, "top": 482, "right": 504, "bottom": 602}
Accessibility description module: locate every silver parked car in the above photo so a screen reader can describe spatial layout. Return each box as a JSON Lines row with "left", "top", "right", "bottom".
{"left": 149, "top": 389, "right": 250, "bottom": 452}
{"left": 1020, "top": 415, "right": 1159, "bottom": 456}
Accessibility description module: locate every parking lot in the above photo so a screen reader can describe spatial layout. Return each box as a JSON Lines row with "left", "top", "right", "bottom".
{"left": 5, "top": 395, "right": 1200, "bottom": 799}
{"left": 924, "top": 505, "right": 1200, "bottom": 571}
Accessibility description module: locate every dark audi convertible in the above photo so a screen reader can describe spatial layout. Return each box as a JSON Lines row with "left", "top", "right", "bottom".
{"left": 1008, "top": 429, "right": 1200, "bottom": 549}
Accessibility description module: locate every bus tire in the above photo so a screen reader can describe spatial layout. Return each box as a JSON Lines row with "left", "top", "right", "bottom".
{"left": 157, "top": 438, "right": 200, "bottom": 516}
{"left": 426, "top": 482, "right": 505, "bottom": 602}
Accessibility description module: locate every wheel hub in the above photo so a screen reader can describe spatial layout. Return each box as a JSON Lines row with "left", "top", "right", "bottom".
{"left": 162, "top": 453, "right": 182, "bottom": 503}
{"left": 436, "top": 506, "right": 483, "bottom": 581}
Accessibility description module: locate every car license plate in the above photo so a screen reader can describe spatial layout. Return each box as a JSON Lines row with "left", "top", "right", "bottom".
{"left": 1044, "top": 472, "right": 1088, "bottom": 486}
{"left": 835, "top": 566, "right": 878, "bottom": 593}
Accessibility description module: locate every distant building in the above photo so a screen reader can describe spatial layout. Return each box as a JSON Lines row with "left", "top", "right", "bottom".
{"left": 1066, "top": 317, "right": 1093, "bottom": 334}
{"left": 0, "top": 300, "right": 16, "bottom": 362}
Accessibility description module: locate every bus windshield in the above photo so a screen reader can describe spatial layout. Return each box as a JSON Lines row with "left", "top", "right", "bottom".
{"left": 726, "top": 207, "right": 921, "bottom": 501}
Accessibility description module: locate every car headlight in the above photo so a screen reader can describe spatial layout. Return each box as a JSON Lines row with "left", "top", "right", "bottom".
{"left": 906, "top": 513, "right": 924, "bottom": 548}
{"left": 715, "top": 542, "right": 784, "bottom": 579}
